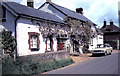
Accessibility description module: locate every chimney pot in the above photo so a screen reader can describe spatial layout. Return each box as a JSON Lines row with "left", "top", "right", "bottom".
{"left": 46, "top": 0, "right": 51, "bottom": 3}
{"left": 110, "top": 19, "right": 113, "bottom": 25}
{"left": 76, "top": 8, "right": 83, "bottom": 15}
{"left": 103, "top": 19, "right": 106, "bottom": 28}
{"left": 27, "top": 0, "right": 34, "bottom": 8}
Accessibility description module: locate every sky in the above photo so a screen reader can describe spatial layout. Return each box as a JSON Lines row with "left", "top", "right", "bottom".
{"left": 1, "top": 0, "right": 120, "bottom": 28}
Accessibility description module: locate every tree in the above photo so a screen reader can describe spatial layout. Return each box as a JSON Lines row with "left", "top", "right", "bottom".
{"left": 1, "top": 29, "right": 16, "bottom": 57}
{"left": 64, "top": 17, "right": 94, "bottom": 53}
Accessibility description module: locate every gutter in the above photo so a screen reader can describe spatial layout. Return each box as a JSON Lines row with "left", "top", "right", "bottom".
{"left": 15, "top": 15, "right": 21, "bottom": 57}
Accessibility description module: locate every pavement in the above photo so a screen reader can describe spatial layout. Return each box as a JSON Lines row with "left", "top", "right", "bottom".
{"left": 70, "top": 50, "right": 119, "bottom": 63}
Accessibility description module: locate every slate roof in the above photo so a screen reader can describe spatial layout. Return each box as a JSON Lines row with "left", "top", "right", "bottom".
{"left": 101, "top": 24, "right": 120, "bottom": 33}
{"left": 48, "top": 2, "right": 95, "bottom": 24}
{"left": 3, "top": 2, "right": 65, "bottom": 24}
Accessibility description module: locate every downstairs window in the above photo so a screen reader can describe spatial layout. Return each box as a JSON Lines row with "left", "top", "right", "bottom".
{"left": 28, "top": 32, "right": 40, "bottom": 51}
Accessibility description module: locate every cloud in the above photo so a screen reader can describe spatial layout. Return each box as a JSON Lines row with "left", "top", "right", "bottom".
{"left": 20, "top": 0, "right": 27, "bottom": 6}
{"left": 83, "top": 0, "right": 118, "bottom": 27}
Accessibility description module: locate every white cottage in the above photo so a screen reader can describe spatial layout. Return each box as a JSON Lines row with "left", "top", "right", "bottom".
{"left": 0, "top": 1, "right": 68, "bottom": 56}
{"left": 39, "top": 0, "right": 103, "bottom": 52}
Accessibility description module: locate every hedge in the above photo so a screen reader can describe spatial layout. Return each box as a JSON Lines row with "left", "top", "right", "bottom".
{"left": 2, "top": 57, "right": 74, "bottom": 75}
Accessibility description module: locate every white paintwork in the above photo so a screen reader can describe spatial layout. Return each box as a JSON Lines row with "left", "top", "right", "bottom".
{"left": 97, "top": 34, "right": 103, "bottom": 45}
{"left": 53, "top": 38, "right": 57, "bottom": 51}
{"left": 89, "top": 25, "right": 104, "bottom": 50}
{"left": 1, "top": 3, "right": 68, "bottom": 56}
{"left": 16, "top": 17, "right": 46, "bottom": 56}
{"left": 89, "top": 34, "right": 103, "bottom": 50}
{"left": 47, "top": 38, "right": 51, "bottom": 51}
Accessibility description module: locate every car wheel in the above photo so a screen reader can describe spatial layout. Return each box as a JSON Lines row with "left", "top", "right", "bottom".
{"left": 92, "top": 53, "right": 95, "bottom": 56}
{"left": 104, "top": 51, "right": 107, "bottom": 56}
{"left": 109, "top": 50, "right": 112, "bottom": 55}
{"left": 109, "top": 52, "right": 111, "bottom": 55}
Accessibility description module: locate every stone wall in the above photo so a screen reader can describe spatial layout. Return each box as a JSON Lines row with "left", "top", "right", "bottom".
{"left": 17, "top": 51, "right": 70, "bottom": 62}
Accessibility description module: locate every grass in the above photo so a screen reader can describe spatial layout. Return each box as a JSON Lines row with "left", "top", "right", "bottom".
{"left": 2, "top": 57, "right": 74, "bottom": 75}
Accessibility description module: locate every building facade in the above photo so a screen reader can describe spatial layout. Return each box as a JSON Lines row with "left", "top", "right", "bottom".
{"left": 0, "top": 0, "right": 103, "bottom": 56}
{"left": 0, "top": 1, "right": 69, "bottom": 56}
{"left": 101, "top": 20, "right": 120, "bottom": 50}
{"left": 39, "top": 0, "right": 103, "bottom": 52}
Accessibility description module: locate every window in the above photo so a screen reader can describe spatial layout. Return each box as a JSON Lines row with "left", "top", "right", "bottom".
{"left": 2, "top": 6, "right": 6, "bottom": 18}
{"left": 1, "top": 5, "right": 6, "bottom": 21}
{"left": 106, "top": 29, "right": 110, "bottom": 31}
{"left": 28, "top": 32, "right": 40, "bottom": 51}
{"left": 31, "top": 35, "right": 37, "bottom": 48}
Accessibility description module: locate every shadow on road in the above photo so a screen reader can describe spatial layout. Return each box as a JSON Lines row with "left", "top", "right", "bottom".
{"left": 89, "top": 54, "right": 112, "bottom": 57}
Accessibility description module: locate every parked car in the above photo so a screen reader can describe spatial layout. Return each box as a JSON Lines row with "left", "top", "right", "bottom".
{"left": 90, "top": 44, "right": 113, "bottom": 56}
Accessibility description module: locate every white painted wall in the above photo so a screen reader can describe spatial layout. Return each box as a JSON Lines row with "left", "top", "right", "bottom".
{"left": 89, "top": 26, "right": 104, "bottom": 50}
{"left": 16, "top": 18, "right": 46, "bottom": 56}
{"left": 97, "top": 34, "right": 103, "bottom": 45}
{"left": 89, "top": 34, "right": 103, "bottom": 50}
{"left": 53, "top": 38, "right": 57, "bottom": 52}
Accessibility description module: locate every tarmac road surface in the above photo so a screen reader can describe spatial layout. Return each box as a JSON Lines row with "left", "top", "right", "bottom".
{"left": 44, "top": 52, "right": 118, "bottom": 74}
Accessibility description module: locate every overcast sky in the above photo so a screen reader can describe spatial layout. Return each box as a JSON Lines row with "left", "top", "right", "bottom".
{"left": 5, "top": 0, "right": 120, "bottom": 28}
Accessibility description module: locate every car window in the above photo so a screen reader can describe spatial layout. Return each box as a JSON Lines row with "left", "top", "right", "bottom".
{"left": 97, "top": 44, "right": 111, "bottom": 48}
{"left": 97, "top": 44, "right": 104, "bottom": 48}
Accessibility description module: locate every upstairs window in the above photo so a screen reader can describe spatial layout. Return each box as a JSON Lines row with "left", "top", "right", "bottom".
{"left": 2, "top": 6, "right": 6, "bottom": 19}
{"left": 0, "top": 5, "right": 6, "bottom": 21}
{"left": 28, "top": 32, "right": 40, "bottom": 51}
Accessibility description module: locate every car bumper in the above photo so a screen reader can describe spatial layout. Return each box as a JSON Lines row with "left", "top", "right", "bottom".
{"left": 91, "top": 51, "right": 105, "bottom": 54}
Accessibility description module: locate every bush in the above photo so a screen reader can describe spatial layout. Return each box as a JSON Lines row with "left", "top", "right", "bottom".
{"left": 2, "top": 57, "right": 74, "bottom": 75}
{"left": 1, "top": 29, "right": 16, "bottom": 57}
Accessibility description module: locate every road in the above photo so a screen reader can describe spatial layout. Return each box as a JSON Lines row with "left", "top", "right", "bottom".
{"left": 44, "top": 52, "right": 118, "bottom": 74}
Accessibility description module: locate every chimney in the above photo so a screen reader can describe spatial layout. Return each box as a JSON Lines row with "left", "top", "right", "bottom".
{"left": 103, "top": 19, "right": 106, "bottom": 28}
{"left": 27, "top": 0, "right": 34, "bottom": 8}
{"left": 104, "top": 19, "right": 106, "bottom": 26}
{"left": 110, "top": 19, "right": 113, "bottom": 25}
{"left": 46, "top": 0, "right": 51, "bottom": 3}
{"left": 76, "top": 8, "right": 83, "bottom": 15}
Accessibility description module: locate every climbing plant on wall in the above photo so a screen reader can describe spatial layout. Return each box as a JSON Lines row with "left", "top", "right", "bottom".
{"left": 64, "top": 16, "right": 94, "bottom": 46}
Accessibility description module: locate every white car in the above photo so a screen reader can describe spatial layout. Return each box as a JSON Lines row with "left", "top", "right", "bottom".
{"left": 90, "top": 44, "right": 113, "bottom": 56}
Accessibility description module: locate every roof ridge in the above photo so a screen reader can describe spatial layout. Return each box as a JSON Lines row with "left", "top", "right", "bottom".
{"left": 3, "top": 2, "right": 65, "bottom": 24}
{"left": 49, "top": 2, "right": 95, "bottom": 24}
{"left": 51, "top": 2, "right": 80, "bottom": 14}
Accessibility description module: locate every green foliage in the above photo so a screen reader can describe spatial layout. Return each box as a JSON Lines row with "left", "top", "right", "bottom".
{"left": 64, "top": 17, "right": 94, "bottom": 46}
{"left": 1, "top": 29, "right": 16, "bottom": 56}
{"left": 2, "top": 57, "right": 74, "bottom": 74}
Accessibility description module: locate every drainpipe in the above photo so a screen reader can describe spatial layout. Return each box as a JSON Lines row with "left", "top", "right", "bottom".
{"left": 14, "top": 15, "right": 21, "bottom": 60}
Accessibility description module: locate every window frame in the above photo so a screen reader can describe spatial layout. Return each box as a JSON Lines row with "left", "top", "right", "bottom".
{"left": 2, "top": 5, "right": 6, "bottom": 21}
{"left": 28, "top": 32, "right": 40, "bottom": 51}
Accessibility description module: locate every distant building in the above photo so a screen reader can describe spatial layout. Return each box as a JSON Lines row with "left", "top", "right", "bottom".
{"left": 101, "top": 20, "right": 120, "bottom": 50}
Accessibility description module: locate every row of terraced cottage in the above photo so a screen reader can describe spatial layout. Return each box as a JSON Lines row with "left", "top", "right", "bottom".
{"left": 0, "top": 0, "right": 103, "bottom": 57}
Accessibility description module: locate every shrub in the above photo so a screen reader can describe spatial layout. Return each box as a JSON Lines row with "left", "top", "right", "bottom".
{"left": 1, "top": 29, "right": 16, "bottom": 57}
{"left": 2, "top": 57, "right": 74, "bottom": 75}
